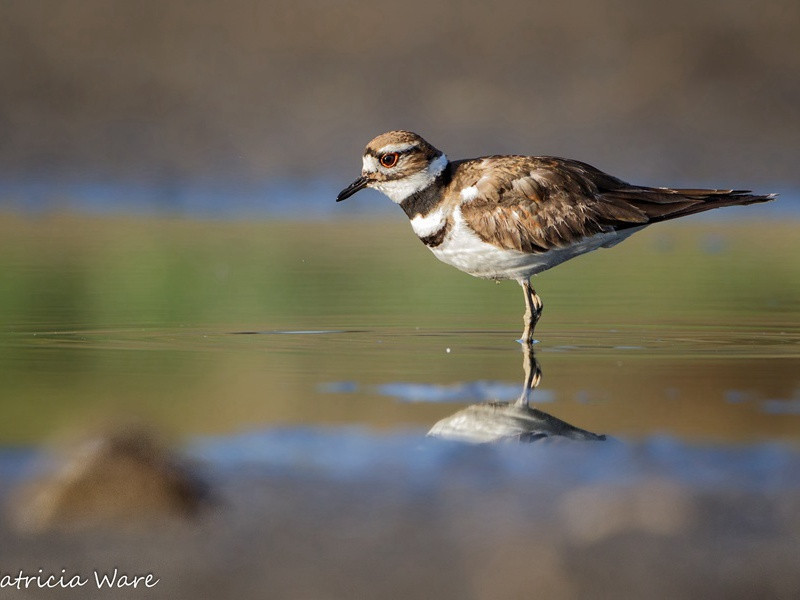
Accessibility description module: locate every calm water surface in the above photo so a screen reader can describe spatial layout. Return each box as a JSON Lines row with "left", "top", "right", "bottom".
{"left": 4, "top": 324, "right": 799, "bottom": 441}
{"left": 1, "top": 214, "right": 798, "bottom": 445}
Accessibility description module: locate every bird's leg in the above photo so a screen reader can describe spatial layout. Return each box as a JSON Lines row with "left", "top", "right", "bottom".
{"left": 521, "top": 279, "right": 543, "bottom": 344}
{"left": 515, "top": 341, "right": 542, "bottom": 407}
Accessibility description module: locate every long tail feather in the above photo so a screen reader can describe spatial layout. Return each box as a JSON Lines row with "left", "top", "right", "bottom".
{"left": 600, "top": 187, "right": 776, "bottom": 226}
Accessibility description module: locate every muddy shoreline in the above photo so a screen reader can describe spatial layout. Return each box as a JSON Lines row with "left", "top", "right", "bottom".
{"left": 2, "top": 430, "right": 799, "bottom": 599}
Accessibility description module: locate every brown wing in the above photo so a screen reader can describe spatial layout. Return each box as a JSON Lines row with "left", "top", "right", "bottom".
{"left": 455, "top": 156, "right": 774, "bottom": 253}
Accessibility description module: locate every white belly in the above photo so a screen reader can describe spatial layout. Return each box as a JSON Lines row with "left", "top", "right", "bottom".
{"left": 428, "top": 207, "right": 642, "bottom": 282}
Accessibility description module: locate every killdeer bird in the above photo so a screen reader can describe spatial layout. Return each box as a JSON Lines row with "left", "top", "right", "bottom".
{"left": 336, "top": 131, "right": 775, "bottom": 342}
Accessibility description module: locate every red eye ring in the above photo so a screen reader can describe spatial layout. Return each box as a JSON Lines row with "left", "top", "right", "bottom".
{"left": 379, "top": 152, "right": 399, "bottom": 168}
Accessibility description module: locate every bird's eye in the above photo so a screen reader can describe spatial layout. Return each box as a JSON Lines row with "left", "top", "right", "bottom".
{"left": 379, "top": 152, "right": 399, "bottom": 168}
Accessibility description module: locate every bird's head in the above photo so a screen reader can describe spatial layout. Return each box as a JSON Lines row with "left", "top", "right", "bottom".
{"left": 336, "top": 130, "right": 448, "bottom": 204}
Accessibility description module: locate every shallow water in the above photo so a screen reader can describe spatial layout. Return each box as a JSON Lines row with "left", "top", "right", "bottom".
{"left": 1, "top": 214, "right": 799, "bottom": 444}
{"left": 7, "top": 324, "right": 800, "bottom": 444}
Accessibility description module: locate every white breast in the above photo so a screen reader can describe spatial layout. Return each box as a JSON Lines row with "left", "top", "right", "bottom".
{"left": 428, "top": 206, "right": 642, "bottom": 282}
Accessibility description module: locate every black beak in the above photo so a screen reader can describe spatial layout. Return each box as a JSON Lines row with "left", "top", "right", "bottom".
{"left": 336, "top": 176, "right": 369, "bottom": 202}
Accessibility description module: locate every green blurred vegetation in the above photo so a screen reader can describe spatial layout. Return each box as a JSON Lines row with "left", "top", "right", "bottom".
{"left": 0, "top": 213, "right": 799, "bottom": 443}
{"left": 1, "top": 213, "right": 799, "bottom": 329}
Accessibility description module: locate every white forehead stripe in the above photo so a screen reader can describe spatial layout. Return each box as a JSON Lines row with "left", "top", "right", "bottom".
{"left": 362, "top": 154, "right": 379, "bottom": 173}
{"left": 377, "top": 142, "right": 417, "bottom": 154}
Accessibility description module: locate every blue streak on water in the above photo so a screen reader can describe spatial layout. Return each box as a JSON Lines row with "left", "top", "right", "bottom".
{"left": 0, "top": 177, "right": 797, "bottom": 220}
{"left": 725, "top": 390, "right": 752, "bottom": 404}
{"left": 3, "top": 429, "right": 799, "bottom": 493}
{"left": 319, "top": 381, "right": 359, "bottom": 393}
{"left": 762, "top": 398, "right": 800, "bottom": 415}
{"left": 376, "top": 381, "right": 531, "bottom": 403}
{"left": 182, "top": 428, "right": 800, "bottom": 492}
{"left": 319, "top": 380, "right": 556, "bottom": 403}
{"left": 0, "top": 177, "right": 396, "bottom": 219}
{"left": 0, "top": 447, "right": 38, "bottom": 483}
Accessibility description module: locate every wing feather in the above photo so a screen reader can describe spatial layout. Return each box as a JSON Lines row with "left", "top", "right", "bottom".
{"left": 455, "top": 157, "right": 773, "bottom": 253}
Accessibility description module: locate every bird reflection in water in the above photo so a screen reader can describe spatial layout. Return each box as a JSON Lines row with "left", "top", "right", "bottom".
{"left": 428, "top": 344, "right": 606, "bottom": 444}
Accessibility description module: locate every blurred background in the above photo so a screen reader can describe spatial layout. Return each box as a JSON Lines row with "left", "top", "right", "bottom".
{"left": 2, "top": 4, "right": 799, "bottom": 597}
{"left": 1, "top": 0, "right": 798, "bottom": 216}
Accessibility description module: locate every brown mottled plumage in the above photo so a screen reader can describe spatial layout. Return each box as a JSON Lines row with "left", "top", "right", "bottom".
{"left": 337, "top": 131, "right": 775, "bottom": 342}
{"left": 452, "top": 155, "right": 771, "bottom": 254}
